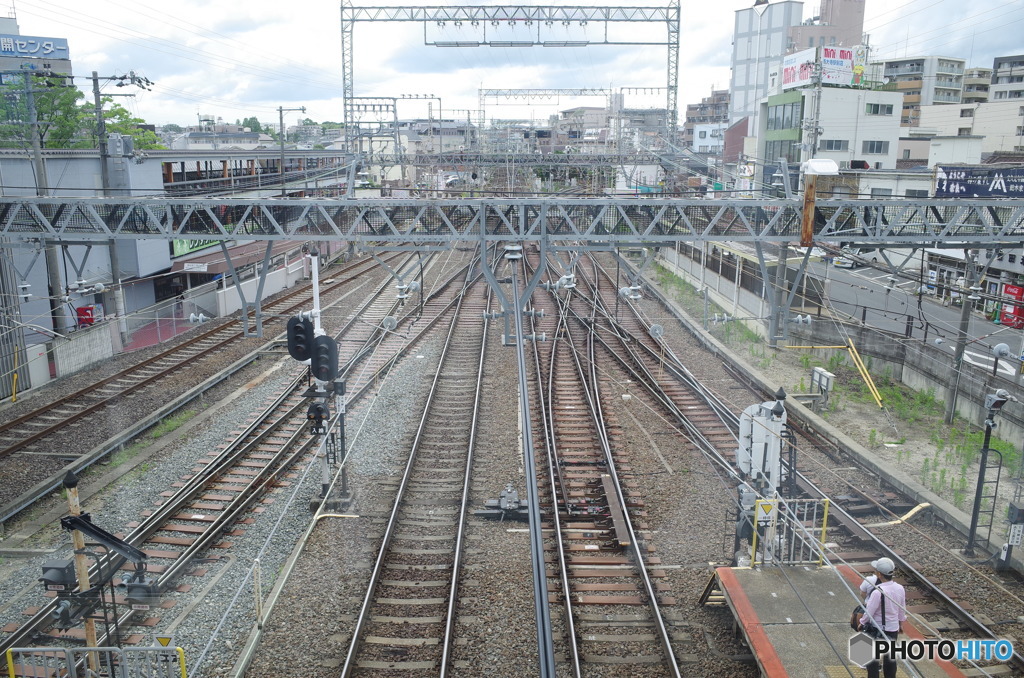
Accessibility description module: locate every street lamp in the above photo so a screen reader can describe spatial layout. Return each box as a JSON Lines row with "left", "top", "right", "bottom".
{"left": 278, "top": 105, "right": 306, "bottom": 197}
{"left": 964, "top": 388, "right": 1018, "bottom": 556}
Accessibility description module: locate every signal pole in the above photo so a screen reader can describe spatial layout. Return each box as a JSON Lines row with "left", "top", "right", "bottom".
{"left": 63, "top": 471, "right": 99, "bottom": 673}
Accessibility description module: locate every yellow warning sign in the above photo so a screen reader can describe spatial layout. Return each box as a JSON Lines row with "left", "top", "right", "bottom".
{"left": 155, "top": 634, "right": 174, "bottom": 647}
{"left": 755, "top": 501, "right": 776, "bottom": 525}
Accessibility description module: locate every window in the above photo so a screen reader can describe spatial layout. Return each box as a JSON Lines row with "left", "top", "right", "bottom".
{"left": 1019, "top": 106, "right": 1024, "bottom": 116}
{"left": 699, "top": 131, "right": 707, "bottom": 138}
{"left": 958, "top": 128, "right": 972, "bottom": 136}
{"left": 765, "top": 139, "right": 800, "bottom": 164}
{"left": 902, "top": 149, "right": 911, "bottom": 159}
{"left": 862, "top": 140, "right": 889, "bottom": 154}
{"left": 819, "top": 139, "right": 849, "bottom": 151}
{"left": 905, "top": 189, "right": 928, "bottom": 198}
{"left": 865, "top": 103, "right": 894, "bottom": 115}
{"left": 960, "top": 108, "right": 974, "bottom": 117}
{"left": 766, "top": 102, "right": 801, "bottom": 130}
{"left": 870, "top": 188, "right": 893, "bottom": 197}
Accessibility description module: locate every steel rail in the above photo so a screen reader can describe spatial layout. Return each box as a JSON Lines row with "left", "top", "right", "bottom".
{"left": 438, "top": 286, "right": 492, "bottom": 677}
{"left": 0, "top": 378, "right": 316, "bottom": 653}
{"left": 570, "top": 259, "right": 681, "bottom": 677}
{"left": 509, "top": 259, "right": 559, "bottom": 678}
{"left": 0, "top": 253, "right": 428, "bottom": 654}
{"left": 616, "top": 254, "right": 1024, "bottom": 673}
{"left": 227, "top": 256, "right": 486, "bottom": 678}
{"left": 0, "top": 254, "right": 407, "bottom": 528}
{"left": 338, "top": 271, "right": 479, "bottom": 677}
{"left": 0, "top": 253, "right": 393, "bottom": 457}
{"left": 531, "top": 286, "right": 583, "bottom": 678}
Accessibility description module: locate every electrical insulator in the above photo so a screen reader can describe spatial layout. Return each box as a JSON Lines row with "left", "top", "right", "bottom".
{"left": 310, "top": 335, "right": 338, "bottom": 382}
{"left": 287, "top": 316, "right": 314, "bottom": 361}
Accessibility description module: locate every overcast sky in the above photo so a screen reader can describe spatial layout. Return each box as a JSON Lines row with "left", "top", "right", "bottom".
{"left": 8, "top": 0, "right": 1022, "bottom": 129}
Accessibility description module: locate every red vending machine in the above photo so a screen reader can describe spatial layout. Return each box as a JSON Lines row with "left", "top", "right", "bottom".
{"left": 1001, "top": 284, "right": 1024, "bottom": 328}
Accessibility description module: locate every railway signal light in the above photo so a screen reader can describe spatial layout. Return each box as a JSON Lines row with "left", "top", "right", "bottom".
{"left": 122, "top": 576, "right": 159, "bottom": 610}
{"left": 311, "top": 335, "right": 338, "bottom": 382}
{"left": 307, "top": 401, "right": 329, "bottom": 434}
{"left": 287, "top": 316, "right": 314, "bottom": 362}
{"left": 39, "top": 559, "right": 76, "bottom": 592}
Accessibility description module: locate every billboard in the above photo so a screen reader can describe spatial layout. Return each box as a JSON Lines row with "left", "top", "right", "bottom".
{"left": 782, "top": 45, "right": 868, "bottom": 90}
{"left": 0, "top": 34, "right": 70, "bottom": 60}
{"left": 935, "top": 166, "right": 1024, "bottom": 198}
{"left": 782, "top": 48, "right": 817, "bottom": 90}
{"left": 820, "top": 45, "right": 868, "bottom": 86}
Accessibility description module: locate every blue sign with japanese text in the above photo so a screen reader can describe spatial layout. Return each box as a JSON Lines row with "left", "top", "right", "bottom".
{"left": 0, "top": 34, "right": 70, "bottom": 60}
{"left": 935, "top": 165, "right": 1024, "bottom": 198}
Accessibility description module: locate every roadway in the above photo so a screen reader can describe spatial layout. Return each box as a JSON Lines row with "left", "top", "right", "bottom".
{"left": 810, "top": 260, "right": 1024, "bottom": 380}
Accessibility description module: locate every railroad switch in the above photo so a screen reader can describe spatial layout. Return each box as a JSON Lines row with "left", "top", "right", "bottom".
{"left": 475, "top": 483, "right": 530, "bottom": 522}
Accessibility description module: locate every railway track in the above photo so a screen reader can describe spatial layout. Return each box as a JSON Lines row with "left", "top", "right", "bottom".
{"left": 339, "top": 274, "right": 490, "bottom": 676}
{"left": 0, "top": 251, "right": 440, "bottom": 530}
{"left": 517, "top": 247, "right": 683, "bottom": 677}
{"left": 0, "top": 251, "right": 482, "bottom": 665}
{"left": 620, "top": 254, "right": 1024, "bottom": 675}
{"left": 5, "top": 243, "right": 1023, "bottom": 677}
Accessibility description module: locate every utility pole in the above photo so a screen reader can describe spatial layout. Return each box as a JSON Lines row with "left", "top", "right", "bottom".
{"left": 804, "top": 52, "right": 824, "bottom": 160}
{"left": 92, "top": 71, "right": 151, "bottom": 343}
{"left": 92, "top": 72, "right": 111, "bottom": 195}
{"left": 945, "top": 256, "right": 977, "bottom": 425}
{"left": 12, "top": 67, "right": 65, "bottom": 336}
{"left": 278, "top": 105, "right": 306, "bottom": 198}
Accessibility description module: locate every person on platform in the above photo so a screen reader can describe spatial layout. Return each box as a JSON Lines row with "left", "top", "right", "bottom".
{"left": 859, "top": 557, "right": 906, "bottom": 678}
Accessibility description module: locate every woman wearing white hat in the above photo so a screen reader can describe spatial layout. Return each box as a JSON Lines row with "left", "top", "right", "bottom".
{"left": 859, "top": 557, "right": 906, "bottom": 678}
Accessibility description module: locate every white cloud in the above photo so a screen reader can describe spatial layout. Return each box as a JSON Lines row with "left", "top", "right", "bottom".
{"left": 7, "top": 0, "right": 1019, "bottom": 127}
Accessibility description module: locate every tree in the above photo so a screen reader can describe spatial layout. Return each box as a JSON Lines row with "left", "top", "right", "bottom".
{"left": 0, "top": 73, "right": 86, "bottom": 149}
{"left": 97, "top": 100, "right": 164, "bottom": 149}
{"left": 241, "top": 116, "right": 263, "bottom": 133}
{"left": 162, "top": 123, "right": 183, "bottom": 133}
{"left": 0, "top": 75, "right": 165, "bottom": 150}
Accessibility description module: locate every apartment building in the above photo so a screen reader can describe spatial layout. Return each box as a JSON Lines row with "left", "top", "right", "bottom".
{"left": 873, "top": 56, "right": 965, "bottom": 126}
{"left": 918, "top": 101, "right": 1024, "bottom": 153}
{"left": 962, "top": 67, "right": 992, "bottom": 104}
{"left": 990, "top": 54, "right": 1024, "bottom": 102}
{"left": 683, "top": 90, "right": 729, "bottom": 151}
{"left": 730, "top": 0, "right": 804, "bottom": 127}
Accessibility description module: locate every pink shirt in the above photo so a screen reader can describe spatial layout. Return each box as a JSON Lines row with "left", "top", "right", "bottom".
{"left": 861, "top": 580, "right": 906, "bottom": 633}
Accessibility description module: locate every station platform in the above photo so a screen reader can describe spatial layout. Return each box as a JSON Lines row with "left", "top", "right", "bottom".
{"left": 712, "top": 564, "right": 966, "bottom": 678}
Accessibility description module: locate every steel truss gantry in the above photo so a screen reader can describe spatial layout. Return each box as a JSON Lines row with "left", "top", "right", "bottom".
{"left": 3, "top": 197, "right": 1022, "bottom": 247}
{"left": 341, "top": 2, "right": 680, "bottom": 149}
{"left": 370, "top": 152, "right": 667, "bottom": 167}
{"left": 4, "top": 194, "right": 1022, "bottom": 350}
